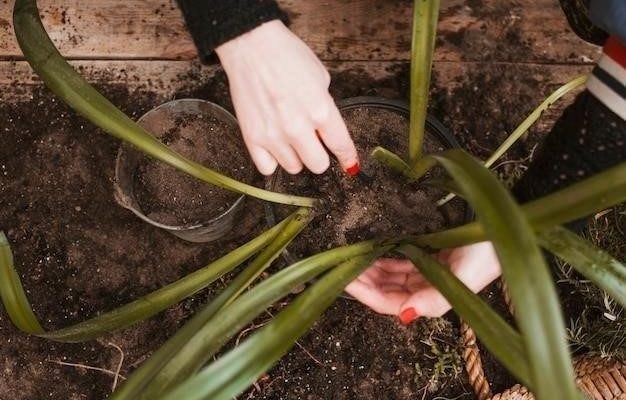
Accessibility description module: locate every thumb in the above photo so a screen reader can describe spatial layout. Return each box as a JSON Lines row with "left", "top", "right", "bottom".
{"left": 316, "top": 97, "right": 359, "bottom": 174}
{"left": 398, "top": 287, "right": 453, "bottom": 325}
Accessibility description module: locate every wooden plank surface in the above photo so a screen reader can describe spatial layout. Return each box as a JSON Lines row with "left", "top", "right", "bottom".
{"left": 0, "top": 0, "right": 600, "bottom": 63}
{"left": 0, "top": 59, "right": 590, "bottom": 160}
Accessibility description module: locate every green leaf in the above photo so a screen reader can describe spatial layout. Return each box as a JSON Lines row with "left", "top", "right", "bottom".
{"left": 408, "top": 0, "right": 440, "bottom": 163}
{"left": 414, "top": 160, "right": 626, "bottom": 249}
{"left": 0, "top": 216, "right": 292, "bottom": 342}
{"left": 0, "top": 232, "right": 44, "bottom": 334}
{"left": 483, "top": 76, "right": 587, "bottom": 169}
{"left": 158, "top": 252, "right": 385, "bottom": 400}
{"left": 142, "top": 240, "right": 387, "bottom": 398}
{"left": 371, "top": 146, "right": 415, "bottom": 178}
{"left": 539, "top": 226, "right": 626, "bottom": 309}
{"left": 12, "top": 0, "right": 315, "bottom": 207}
{"left": 111, "top": 208, "right": 313, "bottom": 400}
{"left": 396, "top": 244, "right": 530, "bottom": 384}
{"left": 417, "top": 149, "right": 579, "bottom": 399}
{"left": 437, "top": 75, "right": 588, "bottom": 206}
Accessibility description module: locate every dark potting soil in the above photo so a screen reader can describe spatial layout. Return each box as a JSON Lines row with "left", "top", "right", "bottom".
{"left": 270, "top": 106, "right": 467, "bottom": 260}
{"left": 133, "top": 112, "right": 254, "bottom": 226}
{"left": 1, "top": 49, "right": 587, "bottom": 398}
{"left": 0, "top": 85, "right": 266, "bottom": 400}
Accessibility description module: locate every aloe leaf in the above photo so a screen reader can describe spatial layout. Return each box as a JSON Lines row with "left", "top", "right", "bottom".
{"left": 110, "top": 208, "right": 312, "bottom": 400}
{"left": 539, "top": 226, "right": 626, "bottom": 309}
{"left": 0, "top": 232, "right": 44, "bottom": 334}
{"left": 12, "top": 0, "right": 315, "bottom": 207}
{"left": 142, "top": 240, "right": 389, "bottom": 398}
{"left": 414, "top": 160, "right": 626, "bottom": 249}
{"left": 396, "top": 244, "right": 530, "bottom": 384}
{"left": 371, "top": 146, "right": 414, "bottom": 178}
{"left": 159, "top": 252, "right": 384, "bottom": 400}
{"left": 483, "top": 76, "right": 587, "bottom": 168}
{"left": 418, "top": 149, "right": 579, "bottom": 399}
{"left": 0, "top": 216, "right": 292, "bottom": 342}
{"left": 437, "top": 75, "right": 589, "bottom": 206}
{"left": 408, "top": 0, "right": 440, "bottom": 163}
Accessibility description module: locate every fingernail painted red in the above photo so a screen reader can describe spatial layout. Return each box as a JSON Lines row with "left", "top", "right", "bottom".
{"left": 346, "top": 163, "right": 360, "bottom": 176}
{"left": 399, "top": 308, "right": 418, "bottom": 325}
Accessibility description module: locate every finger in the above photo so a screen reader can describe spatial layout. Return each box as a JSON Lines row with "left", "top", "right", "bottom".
{"left": 364, "top": 267, "right": 410, "bottom": 288}
{"left": 379, "top": 284, "right": 410, "bottom": 293}
{"left": 247, "top": 144, "right": 278, "bottom": 176}
{"left": 450, "top": 242, "right": 501, "bottom": 294}
{"left": 406, "top": 274, "right": 429, "bottom": 292}
{"left": 276, "top": 101, "right": 330, "bottom": 174}
{"left": 291, "top": 131, "right": 330, "bottom": 174}
{"left": 353, "top": 264, "right": 411, "bottom": 287}
{"left": 345, "top": 280, "right": 408, "bottom": 316}
{"left": 267, "top": 141, "right": 303, "bottom": 175}
{"left": 399, "top": 286, "right": 453, "bottom": 323}
{"left": 228, "top": 76, "right": 280, "bottom": 177}
{"left": 315, "top": 94, "right": 359, "bottom": 172}
{"left": 375, "top": 258, "right": 419, "bottom": 274}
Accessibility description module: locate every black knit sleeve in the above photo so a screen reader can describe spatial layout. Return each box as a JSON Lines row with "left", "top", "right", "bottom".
{"left": 176, "top": 0, "right": 289, "bottom": 64}
{"left": 511, "top": 90, "right": 625, "bottom": 227}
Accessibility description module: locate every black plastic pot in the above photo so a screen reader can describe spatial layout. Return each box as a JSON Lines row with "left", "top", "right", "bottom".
{"left": 266, "top": 96, "right": 472, "bottom": 264}
{"left": 336, "top": 96, "right": 461, "bottom": 148}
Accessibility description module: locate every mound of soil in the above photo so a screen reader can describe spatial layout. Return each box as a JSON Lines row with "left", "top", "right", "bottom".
{"left": 270, "top": 106, "right": 467, "bottom": 260}
{"left": 0, "top": 85, "right": 266, "bottom": 400}
{"left": 2, "top": 56, "right": 564, "bottom": 399}
{"left": 132, "top": 110, "right": 255, "bottom": 226}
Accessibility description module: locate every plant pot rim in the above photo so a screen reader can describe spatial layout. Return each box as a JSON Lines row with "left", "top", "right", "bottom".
{"left": 265, "top": 96, "right": 472, "bottom": 264}
{"left": 114, "top": 98, "right": 246, "bottom": 243}
{"left": 336, "top": 96, "right": 462, "bottom": 149}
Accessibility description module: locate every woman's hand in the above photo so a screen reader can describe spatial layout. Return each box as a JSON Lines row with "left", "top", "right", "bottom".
{"left": 345, "top": 242, "right": 502, "bottom": 325}
{"left": 216, "top": 20, "right": 359, "bottom": 176}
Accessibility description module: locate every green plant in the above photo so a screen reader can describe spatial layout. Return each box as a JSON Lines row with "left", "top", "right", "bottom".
{"left": 559, "top": 205, "right": 626, "bottom": 359}
{"left": 415, "top": 337, "right": 463, "bottom": 393}
{"left": 2, "top": 1, "right": 625, "bottom": 400}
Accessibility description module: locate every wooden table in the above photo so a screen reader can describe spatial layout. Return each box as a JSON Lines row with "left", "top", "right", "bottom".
{"left": 0, "top": 0, "right": 596, "bottom": 103}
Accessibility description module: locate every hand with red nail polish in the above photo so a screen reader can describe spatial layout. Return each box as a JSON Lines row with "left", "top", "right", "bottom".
{"left": 216, "top": 20, "right": 359, "bottom": 176}
{"left": 345, "top": 242, "right": 502, "bottom": 321}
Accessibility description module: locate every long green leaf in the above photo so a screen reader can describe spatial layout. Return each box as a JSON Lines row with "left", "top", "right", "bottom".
{"left": 539, "top": 226, "right": 626, "bottom": 309}
{"left": 0, "top": 232, "right": 44, "bottom": 334}
{"left": 483, "top": 76, "right": 587, "bottom": 168}
{"left": 437, "top": 75, "right": 588, "bottom": 206}
{"left": 371, "top": 146, "right": 414, "bottom": 178}
{"left": 143, "top": 241, "right": 389, "bottom": 398}
{"left": 111, "top": 208, "right": 312, "bottom": 400}
{"left": 414, "top": 160, "right": 626, "bottom": 249}
{"left": 0, "top": 217, "right": 291, "bottom": 342}
{"left": 12, "top": 0, "right": 315, "bottom": 207}
{"left": 421, "top": 149, "right": 578, "bottom": 399}
{"left": 396, "top": 244, "right": 530, "bottom": 384}
{"left": 159, "top": 252, "right": 384, "bottom": 400}
{"left": 408, "top": 0, "right": 440, "bottom": 163}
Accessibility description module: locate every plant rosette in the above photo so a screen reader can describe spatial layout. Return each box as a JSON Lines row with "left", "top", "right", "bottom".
{"left": 266, "top": 96, "right": 471, "bottom": 264}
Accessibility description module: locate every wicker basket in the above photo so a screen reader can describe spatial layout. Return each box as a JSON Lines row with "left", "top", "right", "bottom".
{"left": 461, "top": 283, "right": 626, "bottom": 400}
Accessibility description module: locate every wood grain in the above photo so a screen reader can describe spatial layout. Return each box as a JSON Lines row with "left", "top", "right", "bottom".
{"left": 0, "top": 59, "right": 590, "bottom": 142}
{"left": 0, "top": 0, "right": 601, "bottom": 63}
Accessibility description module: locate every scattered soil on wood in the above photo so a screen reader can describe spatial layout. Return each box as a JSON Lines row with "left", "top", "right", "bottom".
{"left": 132, "top": 110, "right": 254, "bottom": 226}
